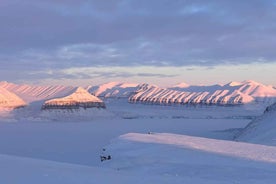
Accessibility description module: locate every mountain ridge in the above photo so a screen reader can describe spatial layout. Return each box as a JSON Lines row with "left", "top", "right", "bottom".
{"left": 1, "top": 80, "right": 276, "bottom": 106}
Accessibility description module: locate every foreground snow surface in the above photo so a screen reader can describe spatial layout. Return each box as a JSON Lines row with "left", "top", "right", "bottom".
{"left": 1, "top": 133, "right": 276, "bottom": 184}
{"left": 102, "top": 133, "right": 276, "bottom": 183}
{"left": 0, "top": 118, "right": 249, "bottom": 166}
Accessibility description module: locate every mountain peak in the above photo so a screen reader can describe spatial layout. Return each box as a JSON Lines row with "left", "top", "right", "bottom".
{"left": 238, "top": 80, "right": 276, "bottom": 97}
{"left": 74, "top": 87, "right": 88, "bottom": 93}
{"left": 227, "top": 81, "right": 242, "bottom": 87}
{"left": 242, "top": 80, "right": 262, "bottom": 85}
{"left": 173, "top": 82, "right": 190, "bottom": 88}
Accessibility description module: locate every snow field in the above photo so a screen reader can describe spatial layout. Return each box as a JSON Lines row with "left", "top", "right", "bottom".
{"left": 0, "top": 80, "right": 276, "bottom": 183}
{"left": 101, "top": 133, "right": 276, "bottom": 184}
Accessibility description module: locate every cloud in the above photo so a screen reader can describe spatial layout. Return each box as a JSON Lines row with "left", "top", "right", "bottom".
{"left": 7, "top": 66, "right": 178, "bottom": 83}
{"left": 3, "top": 64, "right": 276, "bottom": 87}
{"left": 1, "top": 0, "right": 276, "bottom": 83}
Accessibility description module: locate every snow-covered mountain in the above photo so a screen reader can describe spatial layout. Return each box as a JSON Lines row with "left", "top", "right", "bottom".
{"left": 129, "top": 83, "right": 254, "bottom": 105}
{"left": 235, "top": 102, "right": 276, "bottom": 146}
{"left": 42, "top": 87, "right": 106, "bottom": 110}
{"left": 0, "top": 87, "right": 26, "bottom": 109}
{"left": 170, "top": 80, "right": 276, "bottom": 97}
{"left": 129, "top": 80, "right": 276, "bottom": 105}
{"left": 87, "top": 82, "right": 140, "bottom": 98}
{"left": 172, "top": 82, "right": 190, "bottom": 88}
{"left": 0, "top": 81, "right": 76, "bottom": 103}
{"left": 1, "top": 80, "right": 275, "bottom": 106}
{"left": 226, "top": 80, "right": 276, "bottom": 98}
{"left": 0, "top": 81, "right": 141, "bottom": 101}
{"left": 173, "top": 80, "right": 276, "bottom": 98}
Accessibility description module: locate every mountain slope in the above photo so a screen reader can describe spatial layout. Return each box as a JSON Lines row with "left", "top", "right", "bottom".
{"left": 129, "top": 84, "right": 254, "bottom": 105}
{"left": 0, "top": 81, "right": 76, "bottom": 103}
{"left": 237, "top": 80, "right": 276, "bottom": 97}
{"left": 235, "top": 102, "right": 276, "bottom": 145}
{"left": 88, "top": 82, "right": 140, "bottom": 98}
{"left": 0, "top": 87, "right": 26, "bottom": 108}
{"left": 130, "top": 80, "right": 276, "bottom": 105}
{"left": 173, "top": 80, "right": 276, "bottom": 98}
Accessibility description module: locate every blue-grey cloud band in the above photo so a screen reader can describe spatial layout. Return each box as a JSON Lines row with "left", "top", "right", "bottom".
{"left": 1, "top": 0, "right": 276, "bottom": 83}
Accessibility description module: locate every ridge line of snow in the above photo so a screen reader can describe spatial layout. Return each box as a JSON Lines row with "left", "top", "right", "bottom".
{"left": 120, "top": 133, "right": 276, "bottom": 163}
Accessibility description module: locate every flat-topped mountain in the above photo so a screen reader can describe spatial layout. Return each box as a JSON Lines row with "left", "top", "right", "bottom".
{"left": 42, "top": 87, "right": 105, "bottom": 110}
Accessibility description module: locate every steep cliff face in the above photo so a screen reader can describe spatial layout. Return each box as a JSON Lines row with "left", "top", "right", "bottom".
{"left": 235, "top": 103, "right": 276, "bottom": 146}
{"left": 42, "top": 87, "right": 105, "bottom": 110}
{"left": 0, "top": 87, "right": 26, "bottom": 109}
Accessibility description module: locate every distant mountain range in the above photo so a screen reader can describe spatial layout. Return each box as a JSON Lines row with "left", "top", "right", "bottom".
{"left": 0, "top": 80, "right": 276, "bottom": 109}
{"left": 130, "top": 80, "right": 276, "bottom": 105}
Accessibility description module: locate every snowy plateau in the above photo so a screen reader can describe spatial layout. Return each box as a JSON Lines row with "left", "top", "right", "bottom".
{"left": 0, "top": 80, "right": 276, "bottom": 183}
